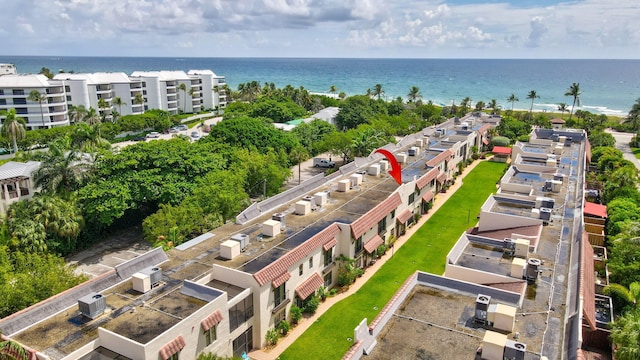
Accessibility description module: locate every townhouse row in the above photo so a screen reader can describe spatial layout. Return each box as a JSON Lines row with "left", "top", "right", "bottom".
{"left": 0, "top": 114, "right": 496, "bottom": 359}
{"left": 0, "top": 66, "right": 227, "bottom": 129}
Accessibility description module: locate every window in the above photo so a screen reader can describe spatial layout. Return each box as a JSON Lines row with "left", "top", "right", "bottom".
{"left": 298, "top": 264, "right": 303, "bottom": 276}
{"left": 408, "top": 193, "right": 415, "bottom": 205}
{"left": 324, "top": 248, "right": 333, "bottom": 267}
{"left": 12, "top": 89, "right": 24, "bottom": 95}
{"left": 204, "top": 325, "right": 217, "bottom": 346}
{"left": 274, "top": 309, "right": 286, "bottom": 324}
{"left": 143, "top": 90, "right": 147, "bottom": 95}
{"left": 309, "top": 257, "right": 313, "bottom": 269}
{"left": 0, "top": 99, "right": 5, "bottom": 105}
{"left": 355, "top": 236, "right": 363, "bottom": 254}
{"left": 232, "top": 327, "right": 253, "bottom": 358}
{"left": 64, "top": 85, "right": 70, "bottom": 92}
{"left": 274, "top": 283, "right": 286, "bottom": 307}
{"left": 168, "top": 353, "right": 179, "bottom": 360}
{"left": 13, "top": 98, "right": 26, "bottom": 105}
{"left": 378, "top": 217, "right": 387, "bottom": 234}
{"left": 391, "top": 210, "right": 395, "bottom": 219}
{"left": 0, "top": 90, "right": 4, "bottom": 95}
{"left": 15, "top": 108, "right": 27, "bottom": 115}
{"left": 229, "top": 295, "right": 254, "bottom": 331}
{"left": 324, "top": 272, "right": 332, "bottom": 287}
{"left": 66, "top": 95, "right": 72, "bottom": 102}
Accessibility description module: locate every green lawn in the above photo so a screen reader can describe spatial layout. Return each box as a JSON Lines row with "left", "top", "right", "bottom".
{"left": 631, "top": 147, "right": 640, "bottom": 159}
{"left": 279, "top": 161, "right": 506, "bottom": 360}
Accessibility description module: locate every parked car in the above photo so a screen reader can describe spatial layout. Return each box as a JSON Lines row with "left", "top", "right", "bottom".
{"left": 313, "top": 158, "right": 336, "bottom": 168}
{"left": 169, "top": 127, "right": 179, "bottom": 133}
{"left": 191, "top": 131, "right": 200, "bottom": 139}
{"left": 146, "top": 132, "right": 161, "bottom": 138}
{"left": 133, "top": 136, "right": 146, "bottom": 142}
{"left": 176, "top": 124, "right": 188, "bottom": 131}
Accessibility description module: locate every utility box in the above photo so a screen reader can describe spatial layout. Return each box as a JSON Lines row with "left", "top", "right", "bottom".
{"left": 231, "top": 233, "right": 250, "bottom": 250}
{"left": 408, "top": 147, "right": 419, "bottom": 156}
{"left": 513, "top": 238, "right": 530, "bottom": 258}
{"left": 546, "top": 158, "right": 557, "bottom": 167}
{"left": 140, "top": 267, "right": 162, "bottom": 286}
{"left": 504, "top": 340, "right": 527, "bottom": 360}
{"left": 481, "top": 331, "right": 507, "bottom": 360}
{"left": 531, "top": 208, "right": 540, "bottom": 218}
{"left": 487, "top": 303, "right": 516, "bottom": 332}
{"left": 415, "top": 139, "right": 424, "bottom": 148}
{"left": 314, "top": 192, "right": 328, "bottom": 207}
{"left": 554, "top": 144, "right": 563, "bottom": 155}
{"left": 78, "top": 293, "right": 107, "bottom": 319}
{"left": 368, "top": 164, "right": 381, "bottom": 176}
{"left": 295, "top": 200, "right": 311, "bottom": 215}
{"left": 220, "top": 240, "right": 241, "bottom": 260}
{"left": 262, "top": 219, "right": 281, "bottom": 237}
{"left": 132, "top": 273, "right": 151, "bottom": 293}
{"left": 337, "top": 179, "right": 351, "bottom": 192}
{"left": 396, "top": 153, "right": 407, "bottom": 164}
{"left": 350, "top": 174, "right": 363, "bottom": 187}
{"left": 379, "top": 160, "right": 389, "bottom": 171}
{"left": 511, "top": 257, "right": 527, "bottom": 278}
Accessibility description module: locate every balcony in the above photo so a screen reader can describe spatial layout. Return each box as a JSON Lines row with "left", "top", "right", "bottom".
{"left": 96, "top": 85, "right": 112, "bottom": 93}
{"left": 48, "top": 96, "right": 66, "bottom": 104}
{"left": 46, "top": 87, "right": 64, "bottom": 95}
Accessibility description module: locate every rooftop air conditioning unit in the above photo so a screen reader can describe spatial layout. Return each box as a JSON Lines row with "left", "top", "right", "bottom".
{"left": 434, "top": 129, "right": 443, "bottom": 137}
{"left": 272, "top": 213, "right": 286, "bottom": 228}
{"left": 526, "top": 258, "right": 541, "bottom": 282}
{"left": 408, "top": 147, "right": 419, "bottom": 156}
{"left": 539, "top": 207, "right": 552, "bottom": 221}
{"left": 503, "top": 239, "right": 516, "bottom": 256}
{"left": 78, "top": 293, "right": 106, "bottom": 319}
{"left": 231, "top": 233, "right": 250, "bottom": 250}
{"left": 504, "top": 340, "right": 527, "bottom": 360}
{"left": 475, "top": 294, "right": 491, "bottom": 324}
{"left": 140, "top": 266, "right": 162, "bottom": 286}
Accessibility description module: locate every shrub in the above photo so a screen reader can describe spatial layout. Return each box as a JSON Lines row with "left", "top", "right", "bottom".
{"left": 491, "top": 136, "right": 510, "bottom": 146}
{"left": 266, "top": 328, "right": 280, "bottom": 346}
{"left": 303, "top": 296, "right": 320, "bottom": 314}
{"left": 277, "top": 320, "right": 291, "bottom": 336}
{"left": 290, "top": 305, "right": 302, "bottom": 325}
{"left": 375, "top": 243, "right": 388, "bottom": 258}
{"left": 317, "top": 285, "right": 327, "bottom": 301}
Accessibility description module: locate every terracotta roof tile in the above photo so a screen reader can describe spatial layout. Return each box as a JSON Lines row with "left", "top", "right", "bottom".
{"left": 396, "top": 209, "right": 413, "bottom": 224}
{"left": 436, "top": 172, "right": 447, "bottom": 184}
{"left": 272, "top": 272, "right": 291, "bottom": 288}
{"left": 416, "top": 168, "right": 439, "bottom": 189}
{"left": 581, "top": 232, "right": 597, "bottom": 331}
{"left": 364, "top": 234, "right": 384, "bottom": 254}
{"left": 201, "top": 310, "right": 223, "bottom": 331}
{"left": 492, "top": 146, "right": 512, "bottom": 155}
{"left": 478, "top": 123, "right": 491, "bottom": 133}
{"left": 159, "top": 336, "right": 185, "bottom": 360}
{"left": 253, "top": 223, "right": 341, "bottom": 286}
{"left": 323, "top": 238, "right": 337, "bottom": 251}
{"left": 426, "top": 150, "right": 453, "bottom": 167}
{"left": 295, "top": 273, "right": 324, "bottom": 299}
{"left": 350, "top": 193, "right": 402, "bottom": 239}
{"left": 422, "top": 190, "right": 435, "bottom": 203}
{"left": 584, "top": 201, "right": 607, "bottom": 218}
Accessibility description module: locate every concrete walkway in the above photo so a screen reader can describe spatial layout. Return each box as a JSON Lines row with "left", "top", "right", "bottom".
{"left": 248, "top": 158, "right": 489, "bottom": 360}
{"left": 605, "top": 129, "right": 640, "bottom": 171}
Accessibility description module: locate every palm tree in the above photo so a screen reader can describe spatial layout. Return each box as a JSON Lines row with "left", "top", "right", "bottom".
{"left": 557, "top": 103, "right": 568, "bottom": 118}
{"left": 0, "top": 333, "right": 29, "bottom": 360}
{"left": 624, "top": 98, "right": 640, "bottom": 131}
{"left": 488, "top": 99, "right": 498, "bottom": 114}
{"left": 112, "top": 97, "right": 125, "bottom": 119}
{"left": 33, "top": 145, "right": 93, "bottom": 195}
{"left": 97, "top": 98, "right": 109, "bottom": 122}
{"left": 610, "top": 310, "right": 640, "bottom": 360}
{"left": 526, "top": 90, "right": 540, "bottom": 114}
{"left": 604, "top": 282, "right": 640, "bottom": 309}
{"left": 475, "top": 101, "right": 485, "bottom": 112}
{"left": 82, "top": 107, "right": 101, "bottom": 125}
{"left": 0, "top": 109, "right": 26, "bottom": 154}
{"left": 133, "top": 93, "right": 145, "bottom": 114}
{"left": 565, "top": 82, "right": 582, "bottom": 123}
{"left": 372, "top": 84, "right": 384, "bottom": 100}
{"left": 178, "top": 83, "right": 187, "bottom": 113}
{"left": 407, "top": 86, "right": 422, "bottom": 103}
{"left": 507, "top": 93, "right": 519, "bottom": 111}
{"left": 68, "top": 105, "right": 87, "bottom": 124}
{"left": 289, "top": 145, "right": 309, "bottom": 185}
{"left": 329, "top": 85, "right": 337, "bottom": 95}
{"left": 71, "top": 123, "right": 110, "bottom": 152}
{"left": 189, "top": 87, "right": 196, "bottom": 113}
{"left": 28, "top": 90, "right": 47, "bottom": 128}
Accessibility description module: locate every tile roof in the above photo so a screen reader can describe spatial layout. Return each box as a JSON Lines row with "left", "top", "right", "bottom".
{"left": 159, "top": 336, "right": 185, "bottom": 360}
{"left": 201, "top": 310, "right": 223, "bottom": 331}
{"left": 396, "top": 209, "right": 413, "bottom": 224}
{"left": 272, "top": 271, "right": 291, "bottom": 288}
{"left": 253, "top": 223, "right": 341, "bottom": 286}
{"left": 416, "top": 168, "right": 439, "bottom": 189}
{"left": 478, "top": 123, "right": 491, "bottom": 134}
{"left": 426, "top": 150, "right": 453, "bottom": 167}
{"left": 581, "top": 232, "right": 597, "bottom": 331}
{"left": 492, "top": 146, "right": 512, "bottom": 155}
{"left": 436, "top": 172, "right": 447, "bottom": 184}
{"left": 422, "top": 190, "right": 435, "bottom": 203}
{"left": 0, "top": 161, "right": 40, "bottom": 181}
{"left": 584, "top": 201, "right": 607, "bottom": 219}
{"left": 364, "top": 235, "right": 384, "bottom": 254}
{"left": 295, "top": 273, "right": 324, "bottom": 299}
{"left": 323, "top": 238, "right": 337, "bottom": 251}
{"left": 350, "top": 193, "right": 402, "bottom": 239}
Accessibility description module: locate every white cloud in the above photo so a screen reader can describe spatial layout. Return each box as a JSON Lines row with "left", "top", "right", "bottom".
{"left": 0, "top": 0, "right": 638, "bottom": 57}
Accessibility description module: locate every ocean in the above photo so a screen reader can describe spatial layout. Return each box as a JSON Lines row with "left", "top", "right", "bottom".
{"left": 1, "top": 56, "right": 638, "bottom": 116}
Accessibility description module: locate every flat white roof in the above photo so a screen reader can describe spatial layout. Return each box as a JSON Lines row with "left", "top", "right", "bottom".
{"left": 0, "top": 161, "right": 41, "bottom": 180}
{"left": 130, "top": 70, "right": 191, "bottom": 81}
{"left": 0, "top": 74, "right": 56, "bottom": 88}
{"left": 53, "top": 72, "right": 133, "bottom": 84}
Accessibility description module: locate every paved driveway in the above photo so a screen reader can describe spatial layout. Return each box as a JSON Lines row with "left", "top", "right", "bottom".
{"left": 605, "top": 129, "right": 640, "bottom": 171}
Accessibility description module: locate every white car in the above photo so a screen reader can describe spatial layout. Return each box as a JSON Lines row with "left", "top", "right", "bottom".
{"left": 146, "top": 132, "right": 161, "bottom": 138}
{"left": 191, "top": 131, "right": 200, "bottom": 139}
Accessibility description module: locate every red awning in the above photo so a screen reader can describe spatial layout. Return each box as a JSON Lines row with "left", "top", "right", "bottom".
{"left": 584, "top": 201, "right": 607, "bottom": 218}
{"left": 159, "top": 336, "right": 186, "bottom": 360}
{"left": 323, "top": 238, "right": 337, "bottom": 251}
{"left": 272, "top": 271, "right": 291, "bottom": 288}
{"left": 422, "top": 190, "right": 435, "bottom": 202}
{"left": 201, "top": 310, "right": 223, "bottom": 331}
{"left": 492, "top": 146, "right": 512, "bottom": 155}
{"left": 482, "top": 138, "right": 490, "bottom": 145}
{"left": 436, "top": 172, "right": 447, "bottom": 184}
{"left": 364, "top": 235, "right": 384, "bottom": 254}
{"left": 396, "top": 209, "right": 413, "bottom": 224}
{"left": 295, "top": 273, "right": 324, "bottom": 300}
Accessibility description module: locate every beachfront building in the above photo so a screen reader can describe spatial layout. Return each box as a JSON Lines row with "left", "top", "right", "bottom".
{"left": 0, "top": 116, "right": 502, "bottom": 359}
{"left": 130, "top": 70, "right": 204, "bottom": 115}
{"left": 53, "top": 72, "right": 145, "bottom": 120}
{"left": 0, "top": 74, "right": 69, "bottom": 129}
{"left": 0, "top": 161, "right": 41, "bottom": 215}
{"left": 0, "top": 64, "right": 17, "bottom": 76}
{"left": 188, "top": 70, "right": 227, "bottom": 111}
{"left": 346, "top": 128, "right": 612, "bottom": 360}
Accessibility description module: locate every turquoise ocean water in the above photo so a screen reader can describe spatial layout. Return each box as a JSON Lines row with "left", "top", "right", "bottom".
{"left": 1, "top": 56, "right": 638, "bottom": 116}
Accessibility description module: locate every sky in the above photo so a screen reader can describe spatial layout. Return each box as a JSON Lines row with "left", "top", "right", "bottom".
{"left": 1, "top": 0, "right": 639, "bottom": 58}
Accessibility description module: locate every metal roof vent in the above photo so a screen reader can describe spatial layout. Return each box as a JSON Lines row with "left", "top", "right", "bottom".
{"left": 504, "top": 340, "right": 527, "bottom": 360}
{"left": 526, "top": 258, "right": 542, "bottom": 282}
{"left": 78, "top": 293, "right": 106, "bottom": 319}
{"left": 475, "top": 294, "right": 491, "bottom": 324}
